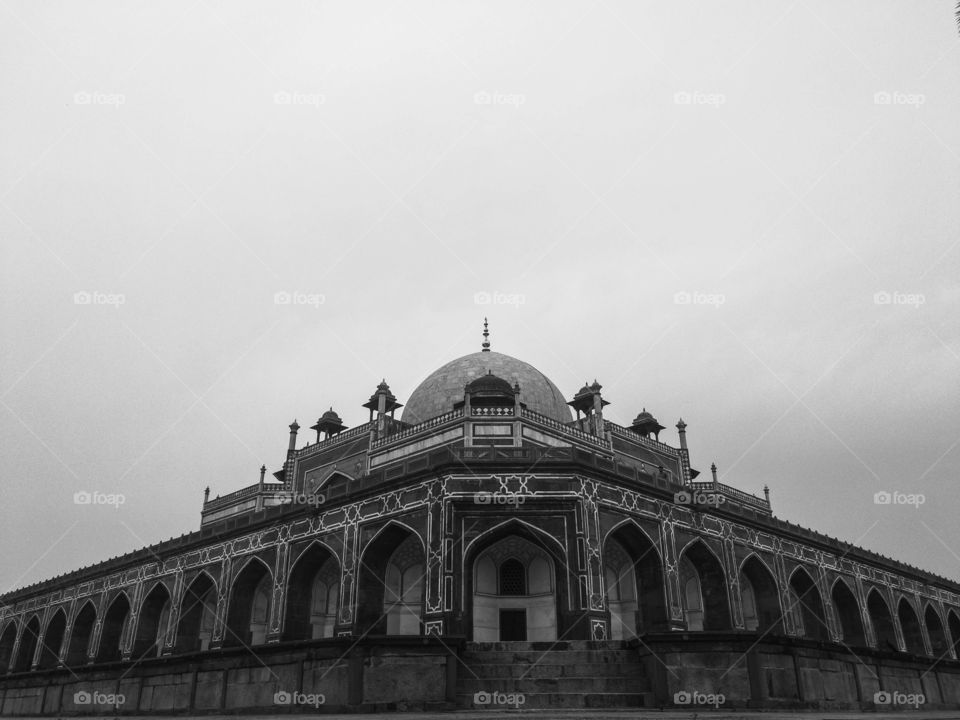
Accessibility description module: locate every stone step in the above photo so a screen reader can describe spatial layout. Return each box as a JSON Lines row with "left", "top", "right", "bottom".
{"left": 457, "top": 676, "right": 646, "bottom": 694}
{"left": 459, "top": 661, "right": 643, "bottom": 679}
{"left": 455, "top": 691, "right": 653, "bottom": 709}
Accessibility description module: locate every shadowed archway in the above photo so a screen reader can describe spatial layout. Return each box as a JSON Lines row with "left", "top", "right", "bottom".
{"left": 132, "top": 583, "right": 171, "bottom": 659}
{"left": 96, "top": 594, "right": 130, "bottom": 662}
{"left": 224, "top": 558, "right": 272, "bottom": 648}
{"left": 284, "top": 542, "right": 340, "bottom": 640}
{"left": 867, "top": 589, "right": 898, "bottom": 651}
{"left": 740, "top": 555, "right": 782, "bottom": 635}
{"left": 175, "top": 573, "right": 217, "bottom": 654}
{"left": 65, "top": 602, "right": 96, "bottom": 666}
{"left": 36, "top": 609, "right": 67, "bottom": 669}
{"left": 948, "top": 610, "right": 960, "bottom": 657}
{"left": 356, "top": 524, "right": 425, "bottom": 636}
{"left": 925, "top": 604, "right": 949, "bottom": 656}
{"left": 679, "top": 540, "right": 730, "bottom": 631}
{"left": 788, "top": 567, "right": 828, "bottom": 641}
{"left": 0, "top": 622, "right": 16, "bottom": 673}
{"left": 13, "top": 616, "right": 40, "bottom": 672}
{"left": 604, "top": 522, "right": 668, "bottom": 636}
{"left": 898, "top": 598, "right": 925, "bottom": 655}
{"left": 832, "top": 579, "right": 866, "bottom": 646}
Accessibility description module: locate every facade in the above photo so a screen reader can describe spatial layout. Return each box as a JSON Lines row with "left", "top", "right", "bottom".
{"left": 1, "top": 324, "right": 959, "bottom": 712}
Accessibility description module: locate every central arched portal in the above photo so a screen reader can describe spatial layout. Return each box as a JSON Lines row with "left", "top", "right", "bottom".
{"left": 472, "top": 535, "right": 558, "bottom": 642}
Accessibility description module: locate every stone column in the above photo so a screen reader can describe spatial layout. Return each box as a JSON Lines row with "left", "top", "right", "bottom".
{"left": 335, "top": 520, "right": 359, "bottom": 636}
{"left": 267, "top": 541, "right": 290, "bottom": 642}
{"left": 209, "top": 556, "right": 232, "bottom": 649}
{"left": 723, "top": 534, "right": 744, "bottom": 629}
{"left": 660, "top": 515, "right": 685, "bottom": 629}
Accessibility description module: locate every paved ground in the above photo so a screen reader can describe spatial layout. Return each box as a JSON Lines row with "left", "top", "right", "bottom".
{"left": 17, "top": 712, "right": 960, "bottom": 720}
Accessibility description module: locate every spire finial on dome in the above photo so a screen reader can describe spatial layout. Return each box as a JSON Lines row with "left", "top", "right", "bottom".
{"left": 481, "top": 317, "right": 490, "bottom": 352}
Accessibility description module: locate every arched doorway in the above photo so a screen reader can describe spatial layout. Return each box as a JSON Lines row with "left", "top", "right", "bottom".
{"left": 356, "top": 524, "right": 425, "bottom": 636}
{"left": 132, "top": 583, "right": 171, "bottom": 659}
{"left": 225, "top": 558, "right": 272, "bottom": 647}
{"left": 65, "top": 602, "right": 96, "bottom": 665}
{"left": 867, "top": 589, "right": 898, "bottom": 651}
{"left": 175, "top": 573, "right": 217, "bottom": 653}
{"left": 788, "top": 567, "right": 828, "bottom": 640}
{"left": 473, "top": 535, "right": 557, "bottom": 642}
{"left": 948, "top": 610, "right": 960, "bottom": 657}
{"left": 96, "top": 594, "right": 131, "bottom": 662}
{"left": 603, "top": 523, "right": 667, "bottom": 637}
{"left": 0, "top": 622, "right": 16, "bottom": 673}
{"left": 898, "top": 598, "right": 925, "bottom": 655}
{"left": 13, "top": 616, "right": 40, "bottom": 672}
{"left": 37, "top": 609, "right": 67, "bottom": 669}
{"left": 832, "top": 579, "right": 866, "bottom": 646}
{"left": 740, "top": 555, "right": 782, "bottom": 634}
{"left": 284, "top": 542, "right": 340, "bottom": 640}
{"left": 679, "top": 540, "right": 730, "bottom": 631}
{"left": 925, "top": 604, "right": 949, "bottom": 656}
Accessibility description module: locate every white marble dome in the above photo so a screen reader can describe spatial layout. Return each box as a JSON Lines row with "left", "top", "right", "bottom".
{"left": 401, "top": 351, "right": 573, "bottom": 426}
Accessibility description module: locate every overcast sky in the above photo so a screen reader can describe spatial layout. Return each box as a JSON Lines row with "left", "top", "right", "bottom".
{"left": 1, "top": 0, "right": 958, "bottom": 594}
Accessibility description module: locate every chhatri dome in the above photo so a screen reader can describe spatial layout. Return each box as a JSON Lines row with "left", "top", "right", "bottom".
{"left": 401, "top": 320, "right": 573, "bottom": 426}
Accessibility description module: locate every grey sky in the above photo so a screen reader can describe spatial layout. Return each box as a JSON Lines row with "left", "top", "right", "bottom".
{"left": 1, "top": 0, "right": 958, "bottom": 594}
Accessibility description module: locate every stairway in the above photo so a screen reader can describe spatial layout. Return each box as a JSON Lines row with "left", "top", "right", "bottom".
{"left": 455, "top": 640, "right": 654, "bottom": 709}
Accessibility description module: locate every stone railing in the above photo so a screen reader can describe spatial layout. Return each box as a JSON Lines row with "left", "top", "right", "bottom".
{"left": 605, "top": 421, "right": 680, "bottom": 457}
{"left": 370, "top": 408, "right": 464, "bottom": 449}
{"left": 471, "top": 406, "right": 514, "bottom": 417}
{"left": 293, "top": 421, "right": 374, "bottom": 459}
{"left": 203, "top": 482, "right": 289, "bottom": 513}
{"left": 689, "top": 480, "right": 770, "bottom": 514}
{"left": 520, "top": 408, "right": 612, "bottom": 450}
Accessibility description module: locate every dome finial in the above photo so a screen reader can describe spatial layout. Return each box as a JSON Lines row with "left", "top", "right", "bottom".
{"left": 481, "top": 317, "right": 490, "bottom": 352}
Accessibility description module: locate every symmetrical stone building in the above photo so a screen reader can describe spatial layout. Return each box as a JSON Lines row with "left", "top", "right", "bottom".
{"left": 1, "top": 325, "right": 958, "bottom": 712}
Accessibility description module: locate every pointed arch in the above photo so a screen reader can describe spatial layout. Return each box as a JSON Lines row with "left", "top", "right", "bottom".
{"left": 831, "top": 577, "right": 866, "bottom": 646}
{"left": 924, "top": 603, "right": 949, "bottom": 656}
{"left": 284, "top": 541, "right": 340, "bottom": 640}
{"left": 356, "top": 522, "right": 426, "bottom": 636}
{"left": 65, "top": 601, "right": 97, "bottom": 666}
{"left": 13, "top": 615, "right": 41, "bottom": 672}
{"left": 739, "top": 554, "right": 783, "bottom": 635}
{"left": 0, "top": 621, "right": 16, "bottom": 673}
{"left": 224, "top": 555, "right": 272, "bottom": 647}
{"left": 867, "top": 588, "right": 898, "bottom": 651}
{"left": 464, "top": 517, "right": 566, "bottom": 560}
{"left": 132, "top": 582, "right": 172, "bottom": 659}
{"left": 96, "top": 592, "right": 131, "bottom": 662}
{"left": 175, "top": 571, "right": 217, "bottom": 654}
{"left": 898, "top": 597, "right": 925, "bottom": 655}
{"left": 36, "top": 608, "right": 67, "bottom": 669}
{"left": 788, "top": 566, "right": 828, "bottom": 641}
{"left": 603, "top": 519, "right": 667, "bottom": 635}
{"left": 361, "top": 520, "right": 426, "bottom": 560}
{"left": 678, "top": 539, "right": 730, "bottom": 631}
{"left": 947, "top": 609, "right": 960, "bottom": 656}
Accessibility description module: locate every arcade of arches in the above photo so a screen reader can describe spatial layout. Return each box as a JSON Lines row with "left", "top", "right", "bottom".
{"left": 3, "top": 524, "right": 960, "bottom": 673}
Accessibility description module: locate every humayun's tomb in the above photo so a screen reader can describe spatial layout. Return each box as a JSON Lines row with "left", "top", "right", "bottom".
{"left": 1, "top": 322, "right": 958, "bottom": 713}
